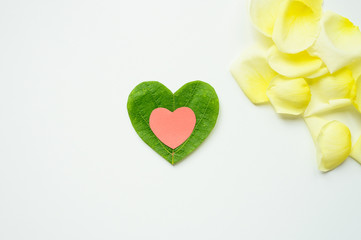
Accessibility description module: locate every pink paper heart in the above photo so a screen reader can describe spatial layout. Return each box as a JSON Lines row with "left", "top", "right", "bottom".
{"left": 149, "top": 107, "right": 196, "bottom": 149}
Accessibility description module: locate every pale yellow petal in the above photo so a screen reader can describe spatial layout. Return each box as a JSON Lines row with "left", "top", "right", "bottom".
{"left": 231, "top": 53, "right": 277, "bottom": 104}
{"left": 267, "top": 76, "right": 311, "bottom": 116}
{"left": 350, "top": 134, "right": 361, "bottom": 164}
{"left": 310, "top": 68, "right": 355, "bottom": 102}
{"left": 316, "top": 121, "right": 351, "bottom": 172}
{"left": 268, "top": 45, "right": 323, "bottom": 78}
{"left": 272, "top": 0, "right": 323, "bottom": 54}
{"left": 349, "top": 59, "right": 361, "bottom": 82}
{"left": 249, "top": 0, "right": 287, "bottom": 37}
{"left": 354, "top": 75, "right": 361, "bottom": 112}
{"left": 304, "top": 98, "right": 352, "bottom": 117}
{"left": 306, "top": 65, "right": 329, "bottom": 79}
{"left": 308, "top": 11, "right": 361, "bottom": 73}
{"left": 304, "top": 116, "right": 330, "bottom": 141}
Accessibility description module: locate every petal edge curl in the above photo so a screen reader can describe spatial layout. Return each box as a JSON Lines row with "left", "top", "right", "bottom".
{"left": 351, "top": 134, "right": 361, "bottom": 164}
{"left": 272, "top": 0, "right": 323, "bottom": 54}
{"left": 267, "top": 76, "right": 311, "bottom": 116}
{"left": 354, "top": 76, "right": 361, "bottom": 113}
{"left": 308, "top": 11, "right": 361, "bottom": 73}
{"left": 249, "top": 0, "right": 287, "bottom": 37}
{"left": 231, "top": 52, "right": 277, "bottom": 104}
{"left": 268, "top": 45, "right": 323, "bottom": 78}
{"left": 304, "top": 98, "right": 353, "bottom": 117}
{"left": 316, "top": 121, "right": 351, "bottom": 172}
{"left": 310, "top": 68, "right": 355, "bottom": 102}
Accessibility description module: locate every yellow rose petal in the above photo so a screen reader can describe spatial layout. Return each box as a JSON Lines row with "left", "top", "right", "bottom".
{"left": 354, "top": 76, "right": 361, "bottom": 112}
{"left": 310, "top": 68, "right": 355, "bottom": 102}
{"left": 304, "top": 116, "right": 329, "bottom": 141}
{"left": 272, "top": 0, "right": 323, "bottom": 54}
{"left": 267, "top": 76, "right": 311, "bottom": 116}
{"left": 308, "top": 11, "right": 361, "bottom": 73}
{"left": 349, "top": 59, "right": 361, "bottom": 80}
{"left": 249, "top": 0, "right": 287, "bottom": 37}
{"left": 316, "top": 121, "right": 351, "bottom": 172}
{"left": 350, "top": 134, "right": 361, "bottom": 164}
{"left": 230, "top": 53, "right": 277, "bottom": 104}
{"left": 304, "top": 98, "right": 352, "bottom": 117}
{"left": 306, "top": 65, "right": 329, "bottom": 79}
{"left": 268, "top": 45, "right": 323, "bottom": 78}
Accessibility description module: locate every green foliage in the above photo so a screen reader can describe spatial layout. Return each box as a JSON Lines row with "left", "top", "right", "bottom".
{"left": 127, "top": 81, "right": 219, "bottom": 164}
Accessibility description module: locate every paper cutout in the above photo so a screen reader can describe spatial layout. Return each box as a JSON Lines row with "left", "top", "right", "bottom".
{"left": 149, "top": 107, "right": 196, "bottom": 149}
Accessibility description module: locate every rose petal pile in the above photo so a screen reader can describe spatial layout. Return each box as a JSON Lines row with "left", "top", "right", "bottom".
{"left": 231, "top": 0, "right": 361, "bottom": 172}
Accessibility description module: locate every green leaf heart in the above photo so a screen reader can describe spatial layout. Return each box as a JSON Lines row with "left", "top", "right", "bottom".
{"left": 127, "top": 81, "right": 219, "bottom": 165}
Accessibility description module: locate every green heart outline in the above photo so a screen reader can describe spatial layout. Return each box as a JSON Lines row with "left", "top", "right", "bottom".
{"left": 127, "top": 81, "right": 219, "bottom": 165}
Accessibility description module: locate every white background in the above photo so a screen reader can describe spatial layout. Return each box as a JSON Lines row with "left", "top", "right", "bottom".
{"left": 1, "top": 0, "right": 361, "bottom": 239}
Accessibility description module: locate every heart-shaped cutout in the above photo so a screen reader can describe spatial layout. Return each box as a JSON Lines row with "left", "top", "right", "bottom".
{"left": 127, "top": 81, "right": 219, "bottom": 165}
{"left": 149, "top": 107, "right": 196, "bottom": 149}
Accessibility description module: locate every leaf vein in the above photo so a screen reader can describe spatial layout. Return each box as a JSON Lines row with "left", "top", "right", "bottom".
{"left": 146, "top": 82, "right": 161, "bottom": 108}
{"left": 184, "top": 81, "right": 199, "bottom": 107}
{"left": 175, "top": 95, "right": 213, "bottom": 153}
